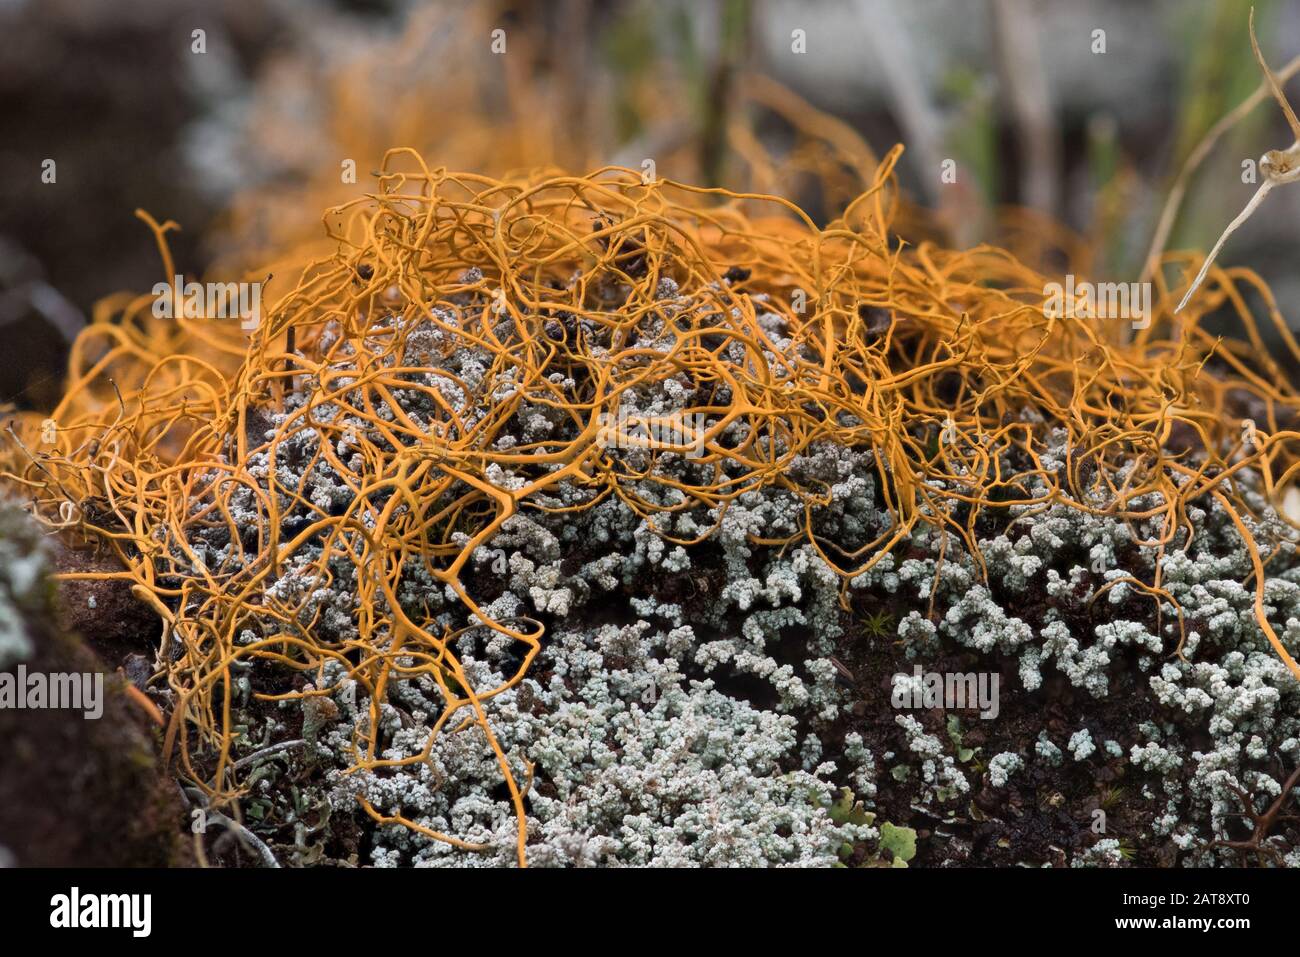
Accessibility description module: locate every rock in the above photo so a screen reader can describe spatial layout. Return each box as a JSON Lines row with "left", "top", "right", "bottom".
{"left": 0, "top": 502, "right": 190, "bottom": 866}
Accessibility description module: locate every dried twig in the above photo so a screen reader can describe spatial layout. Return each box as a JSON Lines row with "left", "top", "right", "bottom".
{"left": 232, "top": 738, "right": 306, "bottom": 770}
{"left": 1212, "top": 763, "right": 1300, "bottom": 865}
{"left": 1176, "top": 8, "right": 1300, "bottom": 313}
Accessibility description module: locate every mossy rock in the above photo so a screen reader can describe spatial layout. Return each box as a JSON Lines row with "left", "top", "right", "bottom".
{"left": 0, "top": 503, "right": 189, "bottom": 866}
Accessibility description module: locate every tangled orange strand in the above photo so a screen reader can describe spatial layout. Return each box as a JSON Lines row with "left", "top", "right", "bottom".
{"left": 6, "top": 145, "right": 1300, "bottom": 867}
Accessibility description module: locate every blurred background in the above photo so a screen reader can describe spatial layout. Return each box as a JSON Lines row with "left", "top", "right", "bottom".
{"left": 3, "top": 0, "right": 1300, "bottom": 409}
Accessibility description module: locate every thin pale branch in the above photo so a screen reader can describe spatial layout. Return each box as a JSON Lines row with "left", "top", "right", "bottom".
{"left": 1175, "top": 179, "right": 1273, "bottom": 313}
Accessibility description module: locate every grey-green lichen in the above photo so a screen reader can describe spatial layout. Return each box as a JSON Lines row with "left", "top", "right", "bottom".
{"left": 175, "top": 306, "right": 1300, "bottom": 867}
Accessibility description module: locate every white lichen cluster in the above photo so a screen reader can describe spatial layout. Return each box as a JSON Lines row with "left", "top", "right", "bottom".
{"left": 861, "top": 437, "right": 1300, "bottom": 863}
{"left": 173, "top": 299, "right": 1300, "bottom": 868}
{"left": 177, "top": 288, "right": 887, "bottom": 866}
{"left": 987, "top": 752, "right": 1023, "bottom": 788}
{"left": 321, "top": 613, "right": 849, "bottom": 866}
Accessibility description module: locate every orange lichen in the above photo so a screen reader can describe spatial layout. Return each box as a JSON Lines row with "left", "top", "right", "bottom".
{"left": 6, "top": 139, "right": 1300, "bottom": 868}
